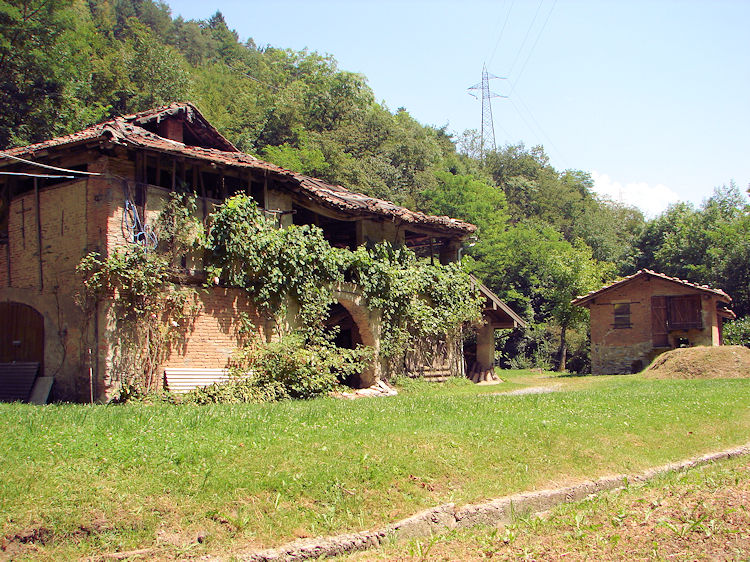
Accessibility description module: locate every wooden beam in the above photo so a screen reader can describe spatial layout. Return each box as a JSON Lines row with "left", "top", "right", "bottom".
{"left": 34, "top": 177, "right": 43, "bottom": 291}
{"left": 3, "top": 179, "right": 10, "bottom": 287}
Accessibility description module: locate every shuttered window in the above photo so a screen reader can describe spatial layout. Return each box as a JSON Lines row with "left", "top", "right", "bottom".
{"left": 614, "top": 303, "right": 631, "bottom": 328}
{"left": 668, "top": 295, "right": 702, "bottom": 330}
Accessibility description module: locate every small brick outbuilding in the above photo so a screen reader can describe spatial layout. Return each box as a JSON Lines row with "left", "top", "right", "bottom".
{"left": 573, "top": 270, "right": 735, "bottom": 375}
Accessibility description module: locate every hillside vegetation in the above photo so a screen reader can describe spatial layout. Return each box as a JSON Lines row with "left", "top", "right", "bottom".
{"left": 2, "top": 0, "right": 748, "bottom": 369}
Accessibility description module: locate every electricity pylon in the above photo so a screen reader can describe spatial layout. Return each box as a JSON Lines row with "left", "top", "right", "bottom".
{"left": 468, "top": 64, "right": 507, "bottom": 156}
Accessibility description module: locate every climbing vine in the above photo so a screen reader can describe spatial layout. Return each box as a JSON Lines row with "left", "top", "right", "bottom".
{"left": 204, "top": 194, "right": 345, "bottom": 339}
{"left": 76, "top": 193, "right": 199, "bottom": 397}
{"left": 78, "top": 192, "right": 483, "bottom": 401}
{"left": 343, "top": 242, "right": 484, "bottom": 358}
{"left": 205, "top": 194, "right": 484, "bottom": 360}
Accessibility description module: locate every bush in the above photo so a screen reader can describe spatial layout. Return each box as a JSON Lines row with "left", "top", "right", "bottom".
{"left": 181, "top": 334, "right": 374, "bottom": 404}
{"left": 724, "top": 317, "right": 750, "bottom": 347}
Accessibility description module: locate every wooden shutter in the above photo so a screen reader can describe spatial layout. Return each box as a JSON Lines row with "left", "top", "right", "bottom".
{"left": 651, "top": 296, "right": 668, "bottom": 347}
{"left": 668, "top": 295, "right": 702, "bottom": 330}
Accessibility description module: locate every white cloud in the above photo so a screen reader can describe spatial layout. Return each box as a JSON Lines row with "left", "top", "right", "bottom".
{"left": 590, "top": 171, "right": 681, "bottom": 217}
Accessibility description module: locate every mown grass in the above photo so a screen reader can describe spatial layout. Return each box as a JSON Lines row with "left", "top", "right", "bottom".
{"left": 2, "top": 371, "right": 750, "bottom": 559}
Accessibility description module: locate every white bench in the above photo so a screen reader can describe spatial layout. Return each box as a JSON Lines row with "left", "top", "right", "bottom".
{"left": 163, "top": 368, "right": 232, "bottom": 394}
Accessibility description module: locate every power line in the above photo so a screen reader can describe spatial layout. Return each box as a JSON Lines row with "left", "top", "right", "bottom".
{"left": 0, "top": 151, "right": 101, "bottom": 176}
{"left": 507, "top": 0, "right": 557, "bottom": 97}
{"left": 487, "top": 0, "right": 515, "bottom": 68}
{"left": 506, "top": 0, "right": 545, "bottom": 78}
{"left": 508, "top": 94, "right": 569, "bottom": 169}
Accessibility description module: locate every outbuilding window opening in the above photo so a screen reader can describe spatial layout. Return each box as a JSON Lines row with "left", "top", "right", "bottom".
{"left": 613, "top": 303, "right": 631, "bottom": 329}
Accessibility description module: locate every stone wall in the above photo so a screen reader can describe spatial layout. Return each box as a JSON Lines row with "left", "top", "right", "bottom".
{"left": 591, "top": 341, "right": 656, "bottom": 375}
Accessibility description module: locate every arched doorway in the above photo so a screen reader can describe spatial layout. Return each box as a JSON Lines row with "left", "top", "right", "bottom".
{"left": 0, "top": 302, "right": 45, "bottom": 402}
{"left": 324, "top": 301, "right": 376, "bottom": 389}
{"left": 0, "top": 302, "right": 44, "bottom": 370}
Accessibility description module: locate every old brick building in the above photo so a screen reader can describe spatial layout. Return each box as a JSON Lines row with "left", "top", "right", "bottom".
{"left": 0, "top": 103, "right": 520, "bottom": 401}
{"left": 573, "top": 269, "right": 735, "bottom": 374}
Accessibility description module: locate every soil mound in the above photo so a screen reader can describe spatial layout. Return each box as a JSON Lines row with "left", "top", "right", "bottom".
{"left": 644, "top": 345, "right": 750, "bottom": 379}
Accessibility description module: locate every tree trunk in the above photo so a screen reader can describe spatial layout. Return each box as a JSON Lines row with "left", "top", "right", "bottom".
{"left": 558, "top": 324, "right": 567, "bottom": 372}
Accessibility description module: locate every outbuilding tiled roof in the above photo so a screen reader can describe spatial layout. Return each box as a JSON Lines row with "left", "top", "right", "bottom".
{"left": 1, "top": 103, "right": 476, "bottom": 236}
{"left": 572, "top": 269, "right": 732, "bottom": 306}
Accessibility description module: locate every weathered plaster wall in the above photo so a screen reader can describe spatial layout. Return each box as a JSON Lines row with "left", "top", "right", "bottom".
{"left": 1, "top": 176, "right": 99, "bottom": 400}
{"left": 359, "top": 219, "right": 405, "bottom": 247}
{"left": 266, "top": 189, "right": 293, "bottom": 228}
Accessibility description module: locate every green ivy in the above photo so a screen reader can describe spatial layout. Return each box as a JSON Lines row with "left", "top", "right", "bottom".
{"left": 204, "top": 194, "right": 345, "bottom": 339}
{"left": 79, "top": 192, "right": 483, "bottom": 401}
{"left": 205, "top": 194, "right": 483, "bottom": 359}
{"left": 76, "top": 247, "right": 193, "bottom": 396}
{"left": 76, "top": 194, "right": 199, "bottom": 397}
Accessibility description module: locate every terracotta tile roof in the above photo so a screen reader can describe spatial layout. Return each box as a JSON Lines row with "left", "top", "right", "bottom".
{"left": 127, "top": 102, "right": 238, "bottom": 152}
{"left": 1, "top": 103, "right": 476, "bottom": 236}
{"left": 572, "top": 269, "right": 732, "bottom": 306}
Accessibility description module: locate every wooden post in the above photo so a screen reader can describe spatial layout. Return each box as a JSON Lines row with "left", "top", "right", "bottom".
{"left": 263, "top": 170, "right": 268, "bottom": 209}
{"left": 3, "top": 181, "right": 10, "bottom": 287}
{"left": 34, "top": 177, "right": 43, "bottom": 291}
{"left": 199, "top": 169, "right": 207, "bottom": 224}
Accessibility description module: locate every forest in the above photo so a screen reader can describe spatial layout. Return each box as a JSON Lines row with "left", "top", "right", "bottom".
{"left": 2, "top": 0, "right": 748, "bottom": 370}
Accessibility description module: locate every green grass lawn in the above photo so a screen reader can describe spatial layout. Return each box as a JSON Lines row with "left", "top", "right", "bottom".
{"left": 2, "top": 371, "right": 750, "bottom": 559}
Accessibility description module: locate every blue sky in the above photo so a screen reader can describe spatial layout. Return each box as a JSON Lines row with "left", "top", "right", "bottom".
{"left": 165, "top": 0, "right": 750, "bottom": 216}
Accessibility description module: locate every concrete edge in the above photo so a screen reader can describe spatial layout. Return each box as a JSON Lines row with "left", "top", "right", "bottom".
{"left": 232, "top": 443, "right": 750, "bottom": 561}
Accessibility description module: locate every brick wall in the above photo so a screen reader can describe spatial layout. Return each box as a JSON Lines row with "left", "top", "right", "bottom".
{"left": 589, "top": 276, "right": 723, "bottom": 374}
{"left": 1, "top": 175, "right": 96, "bottom": 399}
{"left": 5, "top": 179, "right": 88, "bottom": 290}
{"left": 162, "top": 288, "right": 263, "bottom": 370}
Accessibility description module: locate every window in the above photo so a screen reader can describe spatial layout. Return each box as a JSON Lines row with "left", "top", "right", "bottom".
{"left": 613, "top": 303, "right": 631, "bottom": 329}
{"left": 667, "top": 295, "right": 702, "bottom": 330}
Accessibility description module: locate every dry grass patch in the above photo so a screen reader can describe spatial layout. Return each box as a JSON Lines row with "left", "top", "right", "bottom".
{"left": 347, "top": 457, "right": 750, "bottom": 561}
{"left": 644, "top": 345, "right": 750, "bottom": 379}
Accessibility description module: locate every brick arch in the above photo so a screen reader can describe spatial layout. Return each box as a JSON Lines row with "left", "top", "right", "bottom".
{"left": 328, "top": 282, "right": 381, "bottom": 388}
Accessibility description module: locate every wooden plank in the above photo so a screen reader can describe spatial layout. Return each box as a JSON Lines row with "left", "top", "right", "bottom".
{"left": 651, "top": 296, "right": 669, "bottom": 347}
{"left": 34, "top": 177, "right": 43, "bottom": 290}
{"left": 28, "top": 376, "right": 54, "bottom": 404}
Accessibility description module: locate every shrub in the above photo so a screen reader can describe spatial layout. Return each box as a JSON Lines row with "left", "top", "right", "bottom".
{"left": 724, "top": 317, "right": 750, "bottom": 347}
{"left": 182, "top": 334, "right": 374, "bottom": 404}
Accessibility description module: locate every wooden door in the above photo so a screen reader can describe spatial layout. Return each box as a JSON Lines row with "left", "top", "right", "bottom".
{"left": 0, "top": 302, "right": 44, "bottom": 371}
{"left": 651, "top": 296, "right": 669, "bottom": 347}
